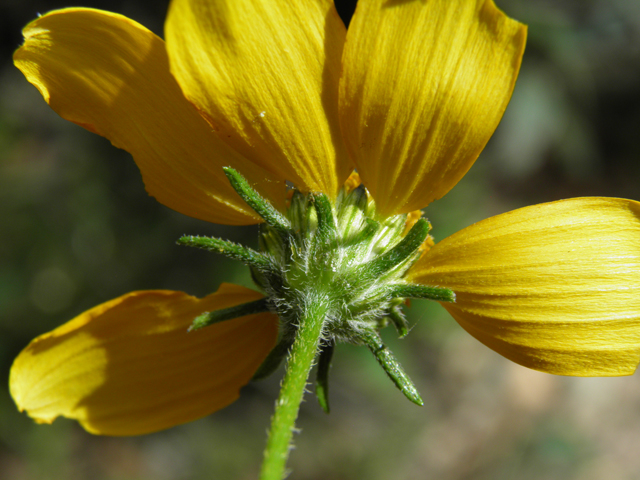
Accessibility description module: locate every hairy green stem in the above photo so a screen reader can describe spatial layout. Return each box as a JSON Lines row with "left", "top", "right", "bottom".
{"left": 259, "top": 300, "right": 328, "bottom": 480}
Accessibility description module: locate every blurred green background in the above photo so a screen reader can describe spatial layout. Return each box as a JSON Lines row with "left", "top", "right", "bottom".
{"left": 2, "top": 0, "right": 640, "bottom": 479}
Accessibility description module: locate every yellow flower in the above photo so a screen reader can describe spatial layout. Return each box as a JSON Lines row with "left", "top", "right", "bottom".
{"left": 10, "top": 0, "right": 640, "bottom": 439}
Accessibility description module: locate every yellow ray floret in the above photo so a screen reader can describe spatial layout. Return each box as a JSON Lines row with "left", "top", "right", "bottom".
{"left": 14, "top": 8, "right": 285, "bottom": 225}
{"left": 165, "top": 0, "right": 352, "bottom": 198}
{"left": 409, "top": 197, "right": 640, "bottom": 376}
{"left": 10, "top": 284, "right": 278, "bottom": 435}
{"left": 340, "top": 0, "right": 527, "bottom": 217}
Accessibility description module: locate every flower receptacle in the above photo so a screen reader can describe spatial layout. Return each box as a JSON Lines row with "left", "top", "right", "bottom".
{"left": 179, "top": 169, "right": 455, "bottom": 406}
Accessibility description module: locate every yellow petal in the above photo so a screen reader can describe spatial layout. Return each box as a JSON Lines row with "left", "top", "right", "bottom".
{"left": 165, "top": 0, "right": 351, "bottom": 197}
{"left": 340, "top": 0, "right": 527, "bottom": 217}
{"left": 14, "top": 8, "right": 285, "bottom": 225}
{"left": 409, "top": 198, "right": 640, "bottom": 376}
{"left": 10, "top": 283, "right": 278, "bottom": 435}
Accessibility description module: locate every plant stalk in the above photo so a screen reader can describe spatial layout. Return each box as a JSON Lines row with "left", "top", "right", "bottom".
{"left": 259, "top": 299, "right": 328, "bottom": 480}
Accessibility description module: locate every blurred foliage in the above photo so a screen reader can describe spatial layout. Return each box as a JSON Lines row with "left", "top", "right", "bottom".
{"left": 1, "top": 0, "right": 640, "bottom": 479}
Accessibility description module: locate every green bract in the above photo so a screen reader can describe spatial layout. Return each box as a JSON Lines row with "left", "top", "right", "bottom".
{"left": 179, "top": 169, "right": 455, "bottom": 406}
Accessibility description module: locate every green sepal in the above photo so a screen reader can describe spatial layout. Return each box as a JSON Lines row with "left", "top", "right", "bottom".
{"left": 388, "top": 284, "right": 456, "bottom": 303}
{"left": 177, "top": 235, "right": 272, "bottom": 270}
{"left": 343, "top": 218, "right": 379, "bottom": 247}
{"left": 337, "top": 185, "right": 369, "bottom": 239}
{"left": 189, "top": 297, "right": 270, "bottom": 332}
{"left": 340, "top": 183, "right": 368, "bottom": 212}
{"left": 311, "top": 193, "right": 337, "bottom": 244}
{"left": 287, "top": 190, "right": 308, "bottom": 231}
{"left": 362, "top": 218, "right": 430, "bottom": 279}
{"left": 315, "top": 340, "right": 335, "bottom": 414}
{"left": 223, "top": 167, "right": 291, "bottom": 233}
{"left": 359, "top": 330, "right": 423, "bottom": 406}
{"left": 252, "top": 337, "right": 294, "bottom": 380}
{"left": 387, "top": 307, "right": 409, "bottom": 338}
